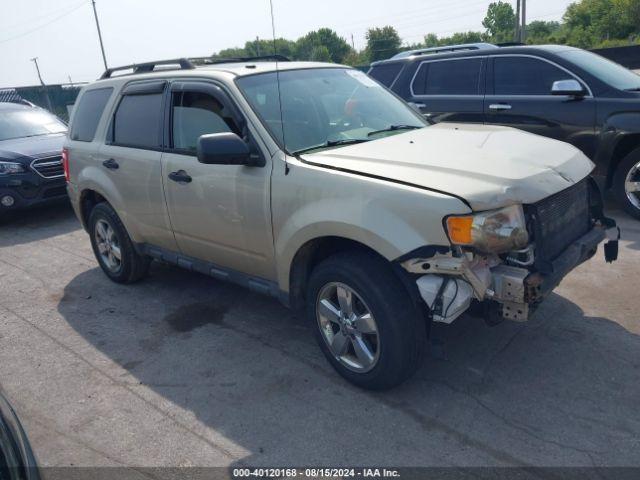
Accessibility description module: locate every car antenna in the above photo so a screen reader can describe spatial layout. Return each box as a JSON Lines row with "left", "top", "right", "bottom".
{"left": 269, "top": 0, "right": 289, "bottom": 175}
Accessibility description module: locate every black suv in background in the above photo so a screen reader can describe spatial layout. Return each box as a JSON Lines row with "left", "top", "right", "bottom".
{"left": 369, "top": 43, "right": 640, "bottom": 219}
{"left": 0, "top": 101, "right": 68, "bottom": 217}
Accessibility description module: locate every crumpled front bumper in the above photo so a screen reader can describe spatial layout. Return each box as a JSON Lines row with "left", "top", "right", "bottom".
{"left": 407, "top": 224, "right": 619, "bottom": 324}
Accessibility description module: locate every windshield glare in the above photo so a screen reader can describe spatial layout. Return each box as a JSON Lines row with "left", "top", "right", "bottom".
{"left": 557, "top": 50, "right": 640, "bottom": 91}
{"left": 0, "top": 109, "right": 67, "bottom": 142}
{"left": 236, "top": 68, "right": 426, "bottom": 154}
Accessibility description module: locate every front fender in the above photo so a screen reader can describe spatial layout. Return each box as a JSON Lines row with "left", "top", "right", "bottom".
{"left": 272, "top": 161, "right": 471, "bottom": 292}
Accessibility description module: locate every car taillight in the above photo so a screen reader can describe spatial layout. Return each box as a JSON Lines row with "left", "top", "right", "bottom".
{"left": 62, "top": 148, "right": 70, "bottom": 182}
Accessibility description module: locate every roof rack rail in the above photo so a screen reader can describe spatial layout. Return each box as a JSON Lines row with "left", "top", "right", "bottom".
{"left": 388, "top": 42, "right": 498, "bottom": 60}
{"left": 191, "top": 54, "right": 291, "bottom": 65}
{"left": 99, "top": 55, "right": 292, "bottom": 79}
{"left": 99, "top": 58, "right": 195, "bottom": 79}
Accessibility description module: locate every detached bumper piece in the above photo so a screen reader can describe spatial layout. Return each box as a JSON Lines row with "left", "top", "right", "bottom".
{"left": 408, "top": 223, "right": 618, "bottom": 325}
{"left": 417, "top": 276, "right": 474, "bottom": 324}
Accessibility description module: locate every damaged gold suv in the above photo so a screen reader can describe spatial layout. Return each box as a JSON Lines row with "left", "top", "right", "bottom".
{"left": 64, "top": 57, "right": 619, "bottom": 389}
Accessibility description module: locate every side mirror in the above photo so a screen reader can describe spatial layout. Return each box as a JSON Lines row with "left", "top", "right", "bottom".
{"left": 197, "top": 132, "right": 253, "bottom": 166}
{"left": 551, "top": 79, "right": 586, "bottom": 97}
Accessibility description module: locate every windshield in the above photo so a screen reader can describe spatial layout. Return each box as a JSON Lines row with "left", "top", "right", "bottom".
{"left": 236, "top": 68, "right": 426, "bottom": 154}
{"left": 556, "top": 50, "right": 640, "bottom": 91}
{"left": 0, "top": 108, "right": 67, "bottom": 142}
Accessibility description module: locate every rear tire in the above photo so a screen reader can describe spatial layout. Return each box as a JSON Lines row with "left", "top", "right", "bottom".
{"left": 613, "top": 149, "right": 640, "bottom": 220}
{"left": 306, "top": 251, "right": 426, "bottom": 390}
{"left": 88, "top": 203, "right": 150, "bottom": 283}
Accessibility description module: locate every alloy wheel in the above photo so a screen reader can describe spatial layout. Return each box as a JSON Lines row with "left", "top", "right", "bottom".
{"left": 95, "top": 219, "right": 122, "bottom": 272}
{"left": 625, "top": 160, "right": 640, "bottom": 210}
{"left": 316, "top": 282, "right": 380, "bottom": 373}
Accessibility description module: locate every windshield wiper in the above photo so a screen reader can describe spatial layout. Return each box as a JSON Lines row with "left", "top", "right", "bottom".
{"left": 367, "top": 125, "right": 422, "bottom": 137}
{"left": 626, "top": 87, "right": 640, "bottom": 91}
{"left": 292, "top": 138, "right": 369, "bottom": 155}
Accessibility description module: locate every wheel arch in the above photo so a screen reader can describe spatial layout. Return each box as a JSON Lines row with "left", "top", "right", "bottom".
{"left": 607, "top": 134, "right": 640, "bottom": 188}
{"left": 285, "top": 235, "right": 425, "bottom": 313}
{"left": 599, "top": 112, "right": 640, "bottom": 188}
{"left": 75, "top": 170, "right": 140, "bottom": 242}
{"left": 78, "top": 188, "right": 108, "bottom": 231}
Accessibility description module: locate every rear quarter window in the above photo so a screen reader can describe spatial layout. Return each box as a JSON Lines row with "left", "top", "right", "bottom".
{"left": 69, "top": 87, "right": 113, "bottom": 142}
{"left": 368, "top": 63, "right": 403, "bottom": 88}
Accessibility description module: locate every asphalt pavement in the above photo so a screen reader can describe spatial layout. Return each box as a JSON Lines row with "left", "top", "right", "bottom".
{"left": 0, "top": 202, "right": 639, "bottom": 473}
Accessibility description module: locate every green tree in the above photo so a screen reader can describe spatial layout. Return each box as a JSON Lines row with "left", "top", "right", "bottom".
{"left": 526, "top": 20, "right": 562, "bottom": 43}
{"left": 482, "top": 1, "right": 516, "bottom": 42}
{"left": 423, "top": 33, "right": 440, "bottom": 47}
{"left": 244, "top": 38, "right": 296, "bottom": 58}
{"left": 419, "top": 31, "right": 485, "bottom": 49}
{"left": 295, "top": 28, "right": 352, "bottom": 63}
{"left": 214, "top": 47, "right": 247, "bottom": 59}
{"left": 214, "top": 38, "right": 296, "bottom": 59}
{"left": 366, "top": 26, "right": 402, "bottom": 62}
{"left": 310, "top": 45, "right": 332, "bottom": 62}
{"left": 447, "top": 31, "right": 485, "bottom": 44}
{"left": 563, "top": 0, "right": 639, "bottom": 45}
{"left": 343, "top": 49, "right": 370, "bottom": 66}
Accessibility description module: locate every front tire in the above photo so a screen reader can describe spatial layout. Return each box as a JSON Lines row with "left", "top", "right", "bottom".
{"left": 613, "top": 149, "right": 640, "bottom": 220}
{"left": 88, "top": 203, "right": 150, "bottom": 283}
{"left": 306, "top": 252, "right": 426, "bottom": 390}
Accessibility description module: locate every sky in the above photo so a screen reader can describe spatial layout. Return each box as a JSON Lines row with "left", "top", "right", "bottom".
{"left": 0, "top": 0, "right": 577, "bottom": 88}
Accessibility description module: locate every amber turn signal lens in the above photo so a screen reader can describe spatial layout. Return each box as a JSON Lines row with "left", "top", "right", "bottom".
{"left": 446, "top": 216, "right": 474, "bottom": 245}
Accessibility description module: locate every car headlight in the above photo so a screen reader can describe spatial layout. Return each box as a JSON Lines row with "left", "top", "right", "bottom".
{"left": 0, "top": 161, "right": 26, "bottom": 175}
{"left": 445, "top": 204, "right": 529, "bottom": 254}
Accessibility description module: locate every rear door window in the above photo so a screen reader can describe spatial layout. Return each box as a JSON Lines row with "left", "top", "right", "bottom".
{"left": 111, "top": 93, "right": 163, "bottom": 149}
{"left": 494, "top": 56, "right": 574, "bottom": 95}
{"left": 368, "top": 64, "right": 403, "bottom": 87}
{"left": 412, "top": 58, "right": 482, "bottom": 95}
{"left": 69, "top": 88, "right": 113, "bottom": 142}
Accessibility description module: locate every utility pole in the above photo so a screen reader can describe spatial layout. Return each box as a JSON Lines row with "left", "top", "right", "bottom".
{"left": 521, "top": 0, "right": 527, "bottom": 42}
{"left": 514, "top": 0, "right": 521, "bottom": 42}
{"left": 351, "top": 34, "right": 355, "bottom": 50}
{"left": 30, "top": 57, "right": 53, "bottom": 112}
{"left": 31, "top": 57, "right": 45, "bottom": 86}
{"left": 91, "top": 0, "right": 108, "bottom": 70}
{"left": 256, "top": 36, "right": 261, "bottom": 56}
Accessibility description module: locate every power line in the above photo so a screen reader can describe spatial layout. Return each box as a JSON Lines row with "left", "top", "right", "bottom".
{"left": 1, "top": 0, "right": 87, "bottom": 34}
{"left": 362, "top": 8, "right": 566, "bottom": 45}
{"left": 0, "top": 1, "right": 87, "bottom": 45}
{"left": 332, "top": 0, "right": 489, "bottom": 30}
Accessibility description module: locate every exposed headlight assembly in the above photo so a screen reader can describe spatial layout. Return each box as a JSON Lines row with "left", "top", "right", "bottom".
{"left": 0, "top": 161, "right": 26, "bottom": 175}
{"left": 445, "top": 204, "right": 529, "bottom": 254}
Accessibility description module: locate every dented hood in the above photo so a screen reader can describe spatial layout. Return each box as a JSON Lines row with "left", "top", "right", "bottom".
{"left": 301, "top": 123, "right": 594, "bottom": 211}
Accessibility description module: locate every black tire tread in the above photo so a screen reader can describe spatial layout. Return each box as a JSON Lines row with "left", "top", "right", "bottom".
{"left": 307, "top": 251, "right": 426, "bottom": 390}
{"left": 88, "top": 202, "right": 150, "bottom": 283}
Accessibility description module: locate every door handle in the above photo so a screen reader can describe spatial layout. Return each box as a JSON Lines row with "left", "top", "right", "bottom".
{"left": 102, "top": 158, "right": 119, "bottom": 170}
{"left": 489, "top": 103, "right": 512, "bottom": 111}
{"left": 168, "top": 170, "right": 192, "bottom": 184}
